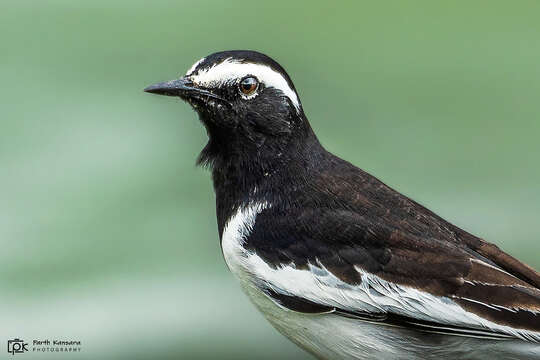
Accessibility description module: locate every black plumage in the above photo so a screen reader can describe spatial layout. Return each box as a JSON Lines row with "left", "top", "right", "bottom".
{"left": 145, "top": 50, "right": 540, "bottom": 351}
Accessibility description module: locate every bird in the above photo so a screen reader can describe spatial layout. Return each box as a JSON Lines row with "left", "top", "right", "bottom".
{"left": 144, "top": 50, "right": 540, "bottom": 359}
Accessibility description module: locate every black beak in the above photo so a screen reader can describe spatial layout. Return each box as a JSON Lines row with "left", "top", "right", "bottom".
{"left": 144, "top": 77, "right": 195, "bottom": 97}
{"left": 144, "top": 77, "right": 231, "bottom": 106}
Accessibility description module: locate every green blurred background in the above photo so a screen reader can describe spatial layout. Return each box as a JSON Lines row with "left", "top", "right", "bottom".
{"left": 1, "top": 1, "right": 540, "bottom": 359}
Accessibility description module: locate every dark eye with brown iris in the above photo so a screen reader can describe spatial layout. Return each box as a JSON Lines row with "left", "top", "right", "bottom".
{"left": 239, "top": 76, "right": 259, "bottom": 96}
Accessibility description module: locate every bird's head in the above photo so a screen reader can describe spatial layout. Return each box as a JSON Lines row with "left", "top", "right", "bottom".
{"left": 145, "top": 50, "right": 315, "bottom": 168}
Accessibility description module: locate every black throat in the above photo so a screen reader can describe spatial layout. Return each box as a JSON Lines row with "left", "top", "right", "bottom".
{"left": 198, "top": 113, "right": 327, "bottom": 237}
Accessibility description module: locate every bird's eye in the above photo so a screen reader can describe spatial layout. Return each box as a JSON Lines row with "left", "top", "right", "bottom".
{"left": 239, "top": 76, "right": 259, "bottom": 96}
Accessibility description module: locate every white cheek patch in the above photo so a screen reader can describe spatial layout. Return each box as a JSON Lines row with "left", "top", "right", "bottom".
{"left": 187, "top": 57, "right": 301, "bottom": 113}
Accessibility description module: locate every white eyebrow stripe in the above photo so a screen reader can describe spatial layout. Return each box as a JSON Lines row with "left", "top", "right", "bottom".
{"left": 185, "top": 57, "right": 206, "bottom": 76}
{"left": 188, "top": 58, "right": 301, "bottom": 113}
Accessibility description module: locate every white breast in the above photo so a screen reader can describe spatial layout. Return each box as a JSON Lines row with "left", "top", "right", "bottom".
{"left": 221, "top": 202, "right": 268, "bottom": 279}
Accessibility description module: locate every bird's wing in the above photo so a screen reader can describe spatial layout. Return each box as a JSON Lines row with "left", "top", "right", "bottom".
{"left": 242, "top": 206, "right": 540, "bottom": 341}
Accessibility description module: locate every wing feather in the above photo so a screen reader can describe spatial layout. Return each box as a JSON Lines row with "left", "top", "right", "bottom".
{"left": 245, "top": 207, "right": 540, "bottom": 341}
